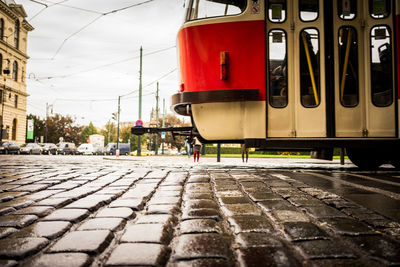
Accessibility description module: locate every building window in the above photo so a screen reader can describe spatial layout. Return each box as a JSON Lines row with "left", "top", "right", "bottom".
{"left": 12, "top": 118, "right": 16, "bottom": 140}
{"left": 14, "top": 19, "right": 19, "bottom": 49}
{"left": 0, "top": 19, "right": 3, "bottom": 40}
{"left": 12, "top": 61, "right": 18, "bottom": 81}
{"left": 14, "top": 94, "right": 18, "bottom": 108}
{"left": 0, "top": 53, "right": 2, "bottom": 74}
{"left": 0, "top": 89, "right": 2, "bottom": 103}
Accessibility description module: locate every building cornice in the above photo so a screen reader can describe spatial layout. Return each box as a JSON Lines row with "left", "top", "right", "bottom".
{"left": 1, "top": 83, "right": 29, "bottom": 96}
{"left": 0, "top": 2, "right": 33, "bottom": 32}
{"left": 0, "top": 38, "right": 29, "bottom": 59}
{"left": 0, "top": 1, "right": 18, "bottom": 20}
{"left": 22, "top": 19, "right": 33, "bottom": 31}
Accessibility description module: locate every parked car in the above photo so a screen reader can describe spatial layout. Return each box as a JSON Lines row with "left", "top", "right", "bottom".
{"left": 77, "top": 143, "right": 95, "bottom": 155}
{"left": 40, "top": 143, "right": 58, "bottom": 155}
{"left": 20, "top": 143, "right": 42, "bottom": 155}
{"left": 105, "top": 143, "right": 130, "bottom": 155}
{"left": 93, "top": 145, "right": 105, "bottom": 155}
{"left": 57, "top": 142, "right": 77, "bottom": 155}
{"left": 0, "top": 141, "right": 20, "bottom": 154}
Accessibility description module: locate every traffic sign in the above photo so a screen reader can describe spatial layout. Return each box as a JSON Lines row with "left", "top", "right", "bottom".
{"left": 135, "top": 120, "right": 143, "bottom": 127}
{"left": 161, "top": 132, "right": 166, "bottom": 139}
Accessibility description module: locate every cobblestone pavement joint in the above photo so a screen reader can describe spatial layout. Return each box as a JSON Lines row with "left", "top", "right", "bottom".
{"left": 0, "top": 156, "right": 399, "bottom": 266}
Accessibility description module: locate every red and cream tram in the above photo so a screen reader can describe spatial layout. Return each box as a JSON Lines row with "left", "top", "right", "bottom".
{"left": 171, "top": 0, "right": 400, "bottom": 168}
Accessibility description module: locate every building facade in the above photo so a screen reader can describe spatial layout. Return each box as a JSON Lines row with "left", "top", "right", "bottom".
{"left": 0, "top": 0, "right": 33, "bottom": 144}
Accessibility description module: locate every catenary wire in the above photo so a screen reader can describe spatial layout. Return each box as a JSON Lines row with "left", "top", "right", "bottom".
{"left": 51, "top": 0, "right": 155, "bottom": 59}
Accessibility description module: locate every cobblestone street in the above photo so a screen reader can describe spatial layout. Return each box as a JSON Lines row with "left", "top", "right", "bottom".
{"left": 0, "top": 155, "right": 399, "bottom": 266}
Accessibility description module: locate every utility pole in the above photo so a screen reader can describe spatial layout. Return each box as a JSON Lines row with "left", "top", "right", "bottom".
{"left": 161, "top": 98, "right": 165, "bottom": 154}
{"left": 0, "top": 87, "right": 4, "bottom": 142}
{"left": 137, "top": 46, "right": 143, "bottom": 156}
{"left": 155, "top": 82, "right": 159, "bottom": 155}
{"left": 116, "top": 96, "right": 121, "bottom": 151}
{"left": 45, "top": 103, "right": 53, "bottom": 143}
{"left": 45, "top": 103, "right": 48, "bottom": 143}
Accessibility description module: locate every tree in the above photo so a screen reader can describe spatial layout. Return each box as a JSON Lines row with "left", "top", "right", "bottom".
{"left": 156, "top": 113, "right": 191, "bottom": 152}
{"left": 80, "top": 122, "right": 98, "bottom": 144}
{"left": 100, "top": 121, "right": 116, "bottom": 146}
{"left": 26, "top": 113, "right": 82, "bottom": 145}
{"left": 120, "top": 125, "right": 145, "bottom": 152}
{"left": 26, "top": 114, "right": 45, "bottom": 143}
{"left": 47, "top": 114, "right": 83, "bottom": 144}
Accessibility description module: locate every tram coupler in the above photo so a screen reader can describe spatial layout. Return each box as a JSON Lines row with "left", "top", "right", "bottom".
{"left": 131, "top": 126, "right": 193, "bottom": 138}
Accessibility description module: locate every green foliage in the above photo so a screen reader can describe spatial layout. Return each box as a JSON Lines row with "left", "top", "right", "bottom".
{"left": 204, "top": 146, "right": 242, "bottom": 154}
{"left": 155, "top": 114, "right": 190, "bottom": 151}
{"left": 99, "top": 121, "right": 116, "bottom": 146}
{"left": 26, "top": 113, "right": 83, "bottom": 145}
{"left": 80, "top": 122, "right": 98, "bottom": 144}
{"left": 120, "top": 125, "right": 142, "bottom": 151}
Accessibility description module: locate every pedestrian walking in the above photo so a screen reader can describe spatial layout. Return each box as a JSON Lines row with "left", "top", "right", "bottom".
{"left": 241, "top": 144, "right": 249, "bottom": 163}
{"left": 184, "top": 136, "right": 192, "bottom": 158}
{"left": 192, "top": 137, "right": 202, "bottom": 162}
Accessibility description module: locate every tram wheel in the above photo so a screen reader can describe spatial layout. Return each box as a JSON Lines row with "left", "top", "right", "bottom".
{"left": 346, "top": 148, "right": 384, "bottom": 169}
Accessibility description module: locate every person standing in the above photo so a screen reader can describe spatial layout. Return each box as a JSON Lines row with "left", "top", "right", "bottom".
{"left": 192, "top": 137, "right": 202, "bottom": 162}
{"left": 184, "top": 136, "right": 192, "bottom": 158}
{"left": 241, "top": 144, "right": 249, "bottom": 163}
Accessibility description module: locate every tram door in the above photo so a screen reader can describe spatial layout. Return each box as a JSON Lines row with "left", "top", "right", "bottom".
{"left": 266, "top": 0, "right": 396, "bottom": 138}
{"left": 333, "top": 0, "right": 395, "bottom": 137}
{"left": 267, "top": 0, "right": 327, "bottom": 138}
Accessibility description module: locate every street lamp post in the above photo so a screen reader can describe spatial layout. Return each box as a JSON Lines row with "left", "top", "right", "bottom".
{"left": 0, "top": 88, "right": 4, "bottom": 143}
{"left": 0, "top": 62, "right": 10, "bottom": 143}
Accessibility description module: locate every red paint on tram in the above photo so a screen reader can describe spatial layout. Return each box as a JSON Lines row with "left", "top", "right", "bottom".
{"left": 178, "top": 20, "right": 266, "bottom": 101}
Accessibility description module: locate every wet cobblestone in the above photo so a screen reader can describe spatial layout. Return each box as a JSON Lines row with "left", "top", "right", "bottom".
{"left": 0, "top": 156, "right": 399, "bottom": 266}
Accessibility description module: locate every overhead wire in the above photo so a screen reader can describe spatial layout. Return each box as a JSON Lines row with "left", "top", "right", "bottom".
{"left": 40, "top": 0, "right": 103, "bottom": 14}
{"left": 51, "top": 0, "right": 155, "bottom": 59}
{"left": 28, "top": 0, "right": 69, "bottom": 21}
{"left": 52, "top": 68, "right": 177, "bottom": 103}
{"left": 121, "top": 68, "right": 177, "bottom": 97}
{"left": 33, "top": 46, "right": 175, "bottom": 80}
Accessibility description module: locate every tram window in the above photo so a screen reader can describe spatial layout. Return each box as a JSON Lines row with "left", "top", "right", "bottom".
{"left": 337, "top": 0, "right": 357, "bottom": 20}
{"left": 369, "top": 0, "right": 390, "bottom": 19}
{"left": 299, "top": 28, "right": 320, "bottom": 108}
{"left": 338, "top": 27, "right": 359, "bottom": 107}
{"left": 299, "top": 0, "right": 318, "bottom": 22}
{"left": 370, "top": 26, "right": 393, "bottom": 107}
{"left": 268, "top": 30, "right": 288, "bottom": 108}
{"left": 268, "top": 0, "right": 286, "bottom": 23}
{"left": 188, "top": 0, "right": 246, "bottom": 21}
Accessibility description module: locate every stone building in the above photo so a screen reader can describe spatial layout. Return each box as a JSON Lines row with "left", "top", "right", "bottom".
{"left": 0, "top": 0, "right": 33, "bottom": 144}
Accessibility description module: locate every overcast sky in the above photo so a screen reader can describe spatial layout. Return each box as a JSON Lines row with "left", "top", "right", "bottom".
{"left": 19, "top": 0, "right": 186, "bottom": 127}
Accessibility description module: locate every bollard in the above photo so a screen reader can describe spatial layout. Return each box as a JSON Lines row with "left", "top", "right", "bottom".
{"left": 116, "top": 149, "right": 120, "bottom": 158}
